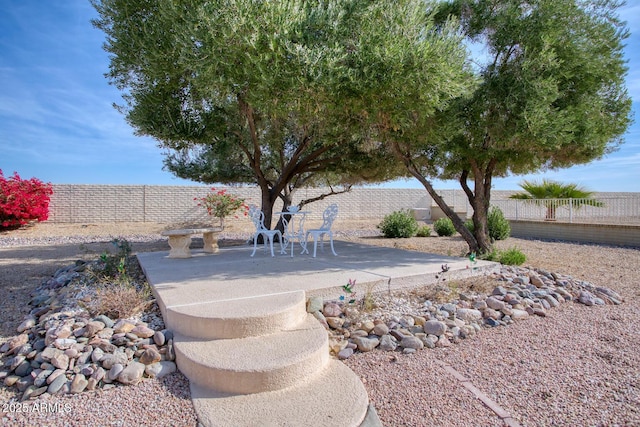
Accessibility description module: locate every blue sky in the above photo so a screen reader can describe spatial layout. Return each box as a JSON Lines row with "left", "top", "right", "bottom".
{"left": 1, "top": 0, "right": 638, "bottom": 192}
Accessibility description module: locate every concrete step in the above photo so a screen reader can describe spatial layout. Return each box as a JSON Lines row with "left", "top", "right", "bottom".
{"left": 174, "top": 314, "right": 330, "bottom": 394}
{"left": 190, "top": 359, "right": 370, "bottom": 427}
{"left": 164, "top": 290, "right": 307, "bottom": 339}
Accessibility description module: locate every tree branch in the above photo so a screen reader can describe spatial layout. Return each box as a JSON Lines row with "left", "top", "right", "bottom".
{"left": 297, "top": 184, "right": 353, "bottom": 208}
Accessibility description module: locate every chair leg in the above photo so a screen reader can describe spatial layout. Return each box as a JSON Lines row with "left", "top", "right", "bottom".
{"left": 312, "top": 235, "right": 319, "bottom": 257}
{"left": 277, "top": 231, "right": 284, "bottom": 255}
{"left": 329, "top": 233, "right": 337, "bottom": 256}
{"left": 268, "top": 235, "right": 275, "bottom": 257}
{"left": 251, "top": 235, "right": 259, "bottom": 257}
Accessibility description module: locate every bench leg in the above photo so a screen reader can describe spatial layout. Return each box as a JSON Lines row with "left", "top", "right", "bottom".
{"left": 167, "top": 235, "right": 192, "bottom": 258}
{"left": 203, "top": 232, "right": 220, "bottom": 253}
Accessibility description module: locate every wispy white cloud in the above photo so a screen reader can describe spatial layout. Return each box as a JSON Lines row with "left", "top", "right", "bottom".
{"left": 1, "top": 0, "right": 639, "bottom": 189}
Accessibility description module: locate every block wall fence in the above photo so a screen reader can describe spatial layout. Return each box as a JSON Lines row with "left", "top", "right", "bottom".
{"left": 509, "top": 221, "right": 640, "bottom": 248}
{"left": 47, "top": 184, "right": 447, "bottom": 224}
{"left": 48, "top": 184, "right": 637, "bottom": 223}
{"left": 46, "top": 184, "right": 639, "bottom": 247}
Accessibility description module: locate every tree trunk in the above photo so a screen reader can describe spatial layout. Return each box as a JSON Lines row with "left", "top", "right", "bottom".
{"left": 274, "top": 188, "right": 294, "bottom": 234}
{"left": 545, "top": 204, "right": 556, "bottom": 221}
{"left": 469, "top": 198, "right": 492, "bottom": 253}
{"left": 459, "top": 163, "right": 494, "bottom": 255}
{"left": 404, "top": 164, "right": 480, "bottom": 254}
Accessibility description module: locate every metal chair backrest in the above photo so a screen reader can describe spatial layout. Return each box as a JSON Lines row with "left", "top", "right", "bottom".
{"left": 248, "top": 205, "right": 269, "bottom": 232}
{"left": 318, "top": 204, "right": 338, "bottom": 231}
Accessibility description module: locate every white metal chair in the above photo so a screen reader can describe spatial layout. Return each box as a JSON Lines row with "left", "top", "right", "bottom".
{"left": 304, "top": 204, "right": 338, "bottom": 257}
{"left": 281, "top": 212, "right": 308, "bottom": 257}
{"left": 248, "top": 205, "right": 282, "bottom": 257}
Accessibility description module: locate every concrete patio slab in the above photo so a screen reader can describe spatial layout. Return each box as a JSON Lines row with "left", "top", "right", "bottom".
{"left": 136, "top": 239, "right": 499, "bottom": 427}
{"left": 137, "top": 240, "right": 499, "bottom": 311}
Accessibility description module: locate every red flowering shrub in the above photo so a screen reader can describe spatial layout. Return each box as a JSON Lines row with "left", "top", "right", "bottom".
{"left": 0, "top": 170, "right": 53, "bottom": 229}
{"left": 194, "top": 187, "right": 248, "bottom": 229}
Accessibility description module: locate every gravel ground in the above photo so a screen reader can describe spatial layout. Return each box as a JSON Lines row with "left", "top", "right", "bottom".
{"left": 1, "top": 221, "right": 639, "bottom": 427}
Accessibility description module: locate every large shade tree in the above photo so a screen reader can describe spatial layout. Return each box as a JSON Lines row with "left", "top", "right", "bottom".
{"left": 391, "top": 0, "right": 632, "bottom": 253}
{"left": 91, "top": 0, "right": 471, "bottom": 229}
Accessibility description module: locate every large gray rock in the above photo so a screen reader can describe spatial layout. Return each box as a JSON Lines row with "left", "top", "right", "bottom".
{"left": 144, "top": 361, "right": 177, "bottom": 378}
{"left": 486, "top": 297, "right": 506, "bottom": 311}
{"left": 511, "top": 309, "right": 530, "bottom": 320}
{"left": 352, "top": 337, "right": 380, "bottom": 352}
{"left": 456, "top": 308, "right": 482, "bottom": 323}
{"left": 400, "top": 336, "right": 424, "bottom": 350}
{"left": 108, "top": 364, "right": 125, "bottom": 381}
{"left": 378, "top": 335, "right": 397, "bottom": 351}
{"left": 373, "top": 323, "right": 390, "bottom": 336}
{"left": 47, "top": 374, "right": 68, "bottom": 394}
{"left": 423, "top": 320, "right": 447, "bottom": 337}
{"left": 101, "top": 351, "right": 129, "bottom": 369}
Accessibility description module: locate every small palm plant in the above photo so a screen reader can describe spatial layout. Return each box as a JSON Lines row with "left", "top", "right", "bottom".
{"left": 510, "top": 179, "right": 603, "bottom": 220}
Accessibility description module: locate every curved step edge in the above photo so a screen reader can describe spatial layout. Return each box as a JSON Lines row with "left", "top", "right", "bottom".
{"left": 174, "top": 314, "right": 330, "bottom": 394}
{"left": 191, "top": 360, "right": 369, "bottom": 427}
{"left": 165, "top": 290, "right": 307, "bottom": 339}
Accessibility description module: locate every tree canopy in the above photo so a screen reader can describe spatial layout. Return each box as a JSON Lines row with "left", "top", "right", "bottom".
{"left": 91, "top": 0, "right": 472, "bottom": 228}
{"left": 393, "top": 0, "right": 632, "bottom": 253}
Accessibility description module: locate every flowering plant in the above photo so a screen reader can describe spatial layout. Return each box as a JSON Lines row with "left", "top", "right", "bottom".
{"left": 194, "top": 187, "right": 248, "bottom": 229}
{"left": 339, "top": 279, "right": 357, "bottom": 304}
{"left": 0, "top": 170, "right": 53, "bottom": 229}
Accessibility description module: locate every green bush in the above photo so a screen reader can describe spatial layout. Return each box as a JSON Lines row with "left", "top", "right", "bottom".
{"left": 498, "top": 247, "right": 526, "bottom": 265}
{"left": 416, "top": 225, "right": 431, "bottom": 237}
{"left": 378, "top": 210, "right": 419, "bottom": 238}
{"left": 464, "top": 219, "right": 474, "bottom": 233}
{"left": 479, "top": 249, "right": 499, "bottom": 262}
{"left": 433, "top": 217, "right": 456, "bottom": 236}
{"left": 487, "top": 206, "right": 510, "bottom": 241}
{"left": 463, "top": 208, "right": 510, "bottom": 241}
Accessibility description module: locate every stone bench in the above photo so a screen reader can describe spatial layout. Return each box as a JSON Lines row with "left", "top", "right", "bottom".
{"left": 161, "top": 227, "right": 223, "bottom": 258}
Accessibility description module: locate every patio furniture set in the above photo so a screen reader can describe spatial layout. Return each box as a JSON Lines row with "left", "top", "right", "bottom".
{"left": 161, "top": 204, "right": 339, "bottom": 259}
{"left": 248, "top": 204, "right": 338, "bottom": 258}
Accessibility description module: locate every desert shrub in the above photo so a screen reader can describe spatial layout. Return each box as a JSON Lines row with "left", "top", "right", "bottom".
{"left": 416, "top": 225, "right": 431, "bottom": 237}
{"left": 498, "top": 247, "right": 526, "bottom": 265}
{"left": 81, "top": 238, "right": 152, "bottom": 318}
{"left": 464, "top": 219, "right": 474, "bottom": 232}
{"left": 479, "top": 249, "right": 499, "bottom": 262}
{"left": 463, "top": 209, "right": 509, "bottom": 241}
{"left": 378, "top": 210, "right": 419, "bottom": 238}
{"left": 487, "top": 206, "right": 511, "bottom": 241}
{"left": 99, "top": 239, "right": 133, "bottom": 279}
{"left": 88, "top": 283, "right": 152, "bottom": 319}
{"left": 433, "top": 217, "right": 455, "bottom": 236}
{"left": 0, "top": 170, "right": 53, "bottom": 229}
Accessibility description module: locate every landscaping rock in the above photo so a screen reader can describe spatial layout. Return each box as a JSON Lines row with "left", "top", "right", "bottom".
{"left": 144, "top": 361, "right": 177, "bottom": 378}
{"left": 423, "top": 320, "right": 447, "bottom": 337}
{"left": 117, "top": 362, "right": 145, "bottom": 385}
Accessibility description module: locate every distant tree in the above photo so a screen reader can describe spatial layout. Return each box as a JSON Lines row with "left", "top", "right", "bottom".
{"left": 91, "top": 0, "right": 470, "bottom": 230}
{"left": 510, "top": 179, "right": 603, "bottom": 220}
{"left": 392, "top": 0, "right": 632, "bottom": 253}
